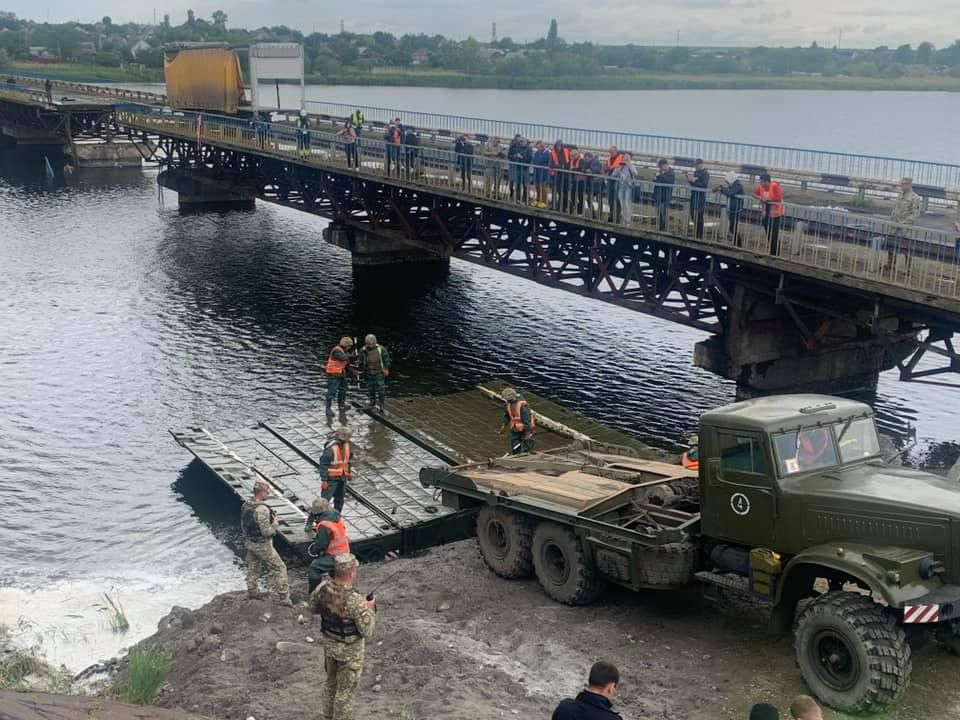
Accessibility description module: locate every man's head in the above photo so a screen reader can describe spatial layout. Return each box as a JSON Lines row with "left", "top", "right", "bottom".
{"left": 364, "top": 333, "right": 377, "bottom": 348}
{"left": 501, "top": 387, "right": 518, "bottom": 402}
{"left": 609, "top": 145, "right": 618, "bottom": 156}
{"left": 623, "top": 153, "right": 632, "bottom": 163}
{"left": 900, "top": 177, "right": 913, "bottom": 194}
{"left": 335, "top": 426, "right": 352, "bottom": 443}
{"left": 554, "top": 139, "right": 563, "bottom": 150}
{"left": 688, "top": 433, "right": 699, "bottom": 448}
{"left": 300, "top": 109, "right": 307, "bottom": 117}
{"left": 586, "top": 661, "right": 619, "bottom": 699}
{"left": 334, "top": 553, "right": 359, "bottom": 584}
{"left": 759, "top": 173, "right": 772, "bottom": 188}
{"left": 520, "top": 136, "right": 528, "bottom": 145}
{"left": 695, "top": 158, "right": 705, "bottom": 170}
{"left": 535, "top": 140, "right": 544, "bottom": 150}
{"left": 311, "top": 496, "right": 332, "bottom": 514}
{"left": 724, "top": 171, "right": 738, "bottom": 186}
{"left": 749, "top": 703, "right": 781, "bottom": 720}
{"left": 339, "top": 336, "right": 354, "bottom": 349}
{"left": 657, "top": 158, "right": 669, "bottom": 169}
{"left": 253, "top": 479, "right": 271, "bottom": 500}
{"left": 788, "top": 695, "right": 822, "bottom": 720}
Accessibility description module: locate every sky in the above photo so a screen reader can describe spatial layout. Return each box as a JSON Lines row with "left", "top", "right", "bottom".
{"left": 8, "top": 0, "right": 960, "bottom": 48}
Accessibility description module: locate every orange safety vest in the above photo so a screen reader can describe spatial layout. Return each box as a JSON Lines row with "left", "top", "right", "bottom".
{"left": 548, "top": 147, "right": 571, "bottom": 176}
{"left": 506, "top": 400, "right": 537, "bottom": 433}
{"left": 327, "top": 442, "right": 352, "bottom": 479}
{"left": 313, "top": 518, "right": 351, "bottom": 555}
{"left": 681, "top": 452, "right": 699, "bottom": 471}
{"left": 606, "top": 153, "right": 623, "bottom": 172}
{"left": 755, "top": 182, "right": 785, "bottom": 219}
{"left": 325, "top": 346, "right": 350, "bottom": 376}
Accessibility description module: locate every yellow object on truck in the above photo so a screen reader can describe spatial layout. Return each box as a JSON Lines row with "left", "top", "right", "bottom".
{"left": 164, "top": 47, "right": 246, "bottom": 114}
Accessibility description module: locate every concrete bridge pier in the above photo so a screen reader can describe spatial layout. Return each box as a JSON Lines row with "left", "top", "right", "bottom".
{"left": 157, "top": 169, "right": 255, "bottom": 212}
{"left": 323, "top": 223, "right": 449, "bottom": 269}
{"left": 693, "top": 283, "right": 914, "bottom": 397}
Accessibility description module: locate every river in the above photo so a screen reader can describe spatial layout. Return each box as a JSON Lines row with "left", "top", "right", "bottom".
{"left": 1, "top": 86, "right": 959, "bottom": 672}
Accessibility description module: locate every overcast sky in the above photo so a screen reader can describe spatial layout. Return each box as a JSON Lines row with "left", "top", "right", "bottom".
{"left": 9, "top": 0, "right": 960, "bottom": 48}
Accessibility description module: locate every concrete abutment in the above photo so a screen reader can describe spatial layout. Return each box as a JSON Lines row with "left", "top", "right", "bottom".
{"left": 323, "top": 223, "right": 449, "bottom": 269}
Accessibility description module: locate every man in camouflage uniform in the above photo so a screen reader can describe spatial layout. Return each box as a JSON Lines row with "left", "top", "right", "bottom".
{"left": 499, "top": 387, "right": 536, "bottom": 455}
{"left": 310, "top": 553, "right": 376, "bottom": 720}
{"left": 241, "top": 479, "right": 292, "bottom": 605}
{"left": 361, "top": 334, "right": 391, "bottom": 412}
{"left": 884, "top": 177, "right": 923, "bottom": 272}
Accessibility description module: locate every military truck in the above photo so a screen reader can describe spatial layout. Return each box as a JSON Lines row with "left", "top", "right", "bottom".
{"left": 420, "top": 394, "right": 960, "bottom": 714}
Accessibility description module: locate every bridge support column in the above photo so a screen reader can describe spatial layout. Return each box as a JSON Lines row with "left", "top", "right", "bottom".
{"left": 323, "top": 223, "right": 449, "bottom": 268}
{"left": 693, "top": 283, "right": 912, "bottom": 397}
{"left": 157, "top": 169, "right": 255, "bottom": 212}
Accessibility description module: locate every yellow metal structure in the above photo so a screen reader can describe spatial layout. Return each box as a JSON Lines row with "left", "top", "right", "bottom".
{"left": 163, "top": 48, "right": 246, "bottom": 114}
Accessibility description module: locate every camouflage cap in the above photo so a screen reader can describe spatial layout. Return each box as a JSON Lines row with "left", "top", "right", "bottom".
{"left": 364, "top": 334, "right": 377, "bottom": 347}
{"left": 311, "top": 497, "right": 331, "bottom": 514}
{"left": 253, "top": 479, "right": 271, "bottom": 494}
{"left": 340, "top": 336, "right": 354, "bottom": 348}
{"left": 335, "top": 553, "right": 359, "bottom": 571}
{"left": 501, "top": 387, "right": 517, "bottom": 402}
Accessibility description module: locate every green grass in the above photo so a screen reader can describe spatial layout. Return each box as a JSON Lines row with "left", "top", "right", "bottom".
{"left": 0, "top": 623, "right": 72, "bottom": 693}
{"left": 95, "top": 593, "right": 130, "bottom": 633}
{"left": 119, "top": 648, "right": 171, "bottom": 705}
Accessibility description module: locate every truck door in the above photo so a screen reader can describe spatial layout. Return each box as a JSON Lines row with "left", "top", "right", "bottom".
{"left": 704, "top": 430, "right": 776, "bottom": 548}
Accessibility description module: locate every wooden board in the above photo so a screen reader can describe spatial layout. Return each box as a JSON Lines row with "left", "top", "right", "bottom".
{"left": 462, "top": 469, "right": 633, "bottom": 509}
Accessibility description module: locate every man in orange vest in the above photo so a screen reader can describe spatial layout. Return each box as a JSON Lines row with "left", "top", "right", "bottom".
{"left": 753, "top": 172, "right": 784, "bottom": 255}
{"left": 321, "top": 426, "right": 353, "bottom": 512}
{"left": 306, "top": 497, "right": 351, "bottom": 592}
{"left": 499, "top": 387, "right": 536, "bottom": 454}
{"left": 604, "top": 145, "right": 624, "bottom": 222}
{"left": 681, "top": 434, "right": 700, "bottom": 471}
{"left": 549, "top": 140, "right": 572, "bottom": 212}
{"left": 325, "top": 336, "right": 356, "bottom": 419}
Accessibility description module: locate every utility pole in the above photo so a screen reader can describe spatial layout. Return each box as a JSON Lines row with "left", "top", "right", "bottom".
{"left": 491, "top": 22, "right": 497, "bottom": 45}
{"left": 340, "top": 19, "right": 345, "bottom": 34}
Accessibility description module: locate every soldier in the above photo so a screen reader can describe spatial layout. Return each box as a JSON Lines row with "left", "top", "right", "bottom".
{"left": 499, "top": 387, "right": 536, "bottom": 454}
{"left": 305, "top": 497, "right": 351, "bottom": 593}
{"left": 310, "top": 553, "right": 376, "bottom": 720}
{"left": 241, "top": 479, "right": 292, "bottom": 605}
{"left": 361, "top": 334, "right": 391, "bottom": 412}
{"left": 681, "top": 434, "right": 700, "bottom": 471}
{"left": 321, "top": 427, "right": 353, "bottom": 512}
{"left": 325, "top": 336, "right": 356, "bottom": 419}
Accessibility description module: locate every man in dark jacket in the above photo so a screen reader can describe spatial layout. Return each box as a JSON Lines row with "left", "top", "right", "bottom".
{"left": 552, "top": 661, "right": 623, "bottom": 720}
{"left": 716, "top": 171, "right": 744, "bottom": 245}
{"left": 508, "top": 135, "right": 533, "bottom": 203}
{"left": 653, "top": 158, "right": 675, "bottom": 231}
{"left": 402, "top": 126, "right": 420, "bottom": 180}
{"left": 454, "top": 135, "right": 474, "bottom": 190}
{"left": 686, "top": 158, "right": 710, "bottom": 239}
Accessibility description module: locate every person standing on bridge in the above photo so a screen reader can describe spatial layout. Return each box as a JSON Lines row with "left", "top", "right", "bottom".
{"left": 654, "top": 159, "right": 676, "bottom": 232}
{"left": 550, "top": 140, "right": 572, "bottom": 213}
{"left": 532, "top": 141, "right": 550, "bottom": 208}
{"left": 508, "top": 135, "right": 532, "bottom": 204}
{"left": 887, "top": 177, "right": 922, "bottom": 273}
{"left": 325, "top": 336, "right": 356, "bottom": 419}
{"left": 604, "top": 146, "right": 625, "bottom": 222}
{"left": 384, "top": 119, "right": 404, "bottom": 177}
{"left": 361, "top": 334, "right": 391, "bottom": 412}
{"left": 613, "top": 154, "right": 638, "bottom": 225}
{"left": 305, "top": 497, "right": 351, "bottom": 593}
{"left": 337, "top": 121, "right": 359, "bottom": 169}
{"left": 241, "top": 479, "right": 292, "bottom": 605}
{"left": 482, "top": 135, "right": 505, "bottom": 198}
{"left": 499, "top": 387, "right": 536, "bottom": 454}
{"left": 716, "top": 171, "right": 745, "bottom": 246}
{"left": 754, "top": 173, "right": 785, "bottom": 256}
{"left": 296, "top": 110, "right": 311, "bottom": 159}
{"left": 321, "top": 427, "right": 353, "bottom": 513}
{"left": 455, "top": 135, "right": 475, "bottom": 191}
{"left": 402, "top": 125, "right": 420, "bottom": 180}
{"left": 350, "top": 108, "right": 364, "bottom": 139}
{"left": 44, "top": 77, "right": 52, "bottom": 104}
{"left": 686, "top": 159, "right": 710, "bottom": 239}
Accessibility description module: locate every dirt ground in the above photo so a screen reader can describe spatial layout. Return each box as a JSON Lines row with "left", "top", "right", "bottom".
{"left": 114, "top": 539, "right": 960, "bottom": 720}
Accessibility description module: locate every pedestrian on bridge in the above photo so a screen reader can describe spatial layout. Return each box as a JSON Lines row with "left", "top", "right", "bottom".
{"left": 552, "top": 661, "right": 623, "bottom": 720}
{"left": 482, "top": 136, "right": 505, "bottom": 198}
{"left": 686, "top": 159, "right": 710, "bottom": 239}
{"left": 325, "top": 336, "right": 356, "bottom": 418}
{"left": 754, "top": 173, "right": 784, "bottom": 256}
{"left": 321, "top": 427, "right": 353, "bottom": 513}
{"left": 403, "top": 126, "right": 420, "bottom": 180}
{"left": 717, "top": 171, "right": 745, "bottom": 246}
{"left": 613, "top": 154, "right": 638, "bottom": 225}
{"left": 604, "top": 146, "right": 625, "bottom": 222}
{"left": 654, "top": 159, "right": 676, "bottom": 231}
{"left": 361, "top": 334, "right": 391, "bottom": 412}
{"left": 350, "top": 108, "right": 364, "bottom": 137}
{"left": 886, "top": 176, "right": 922, "bottom": 273}
{"left": 44, "top": 77, "right": 52, "bottom": 104}
{"left": 384, "top": 119, "right": 403, "bottom": 177}
{"left": 296, "top": 110, "right": 311, "bottom": 158}
{"left": 455, "top": 135, "right": 475, "bottom": 191}
{"left": 580, "top": 151, "right": 603, "bottom": 219}
{"left": 337, "top": 122, "right": 359, "bottom": 169}
{"left": 241, "top": 479, "right": 292, "bottom": 605}
{"left": 532, "top": 141, "right": 550, "bottom": 208}
{"left": 550, "top": 140, "right": 572, "bottom": 212}
{"left": 508, "top": 134, "right": 532, "bottom": 204}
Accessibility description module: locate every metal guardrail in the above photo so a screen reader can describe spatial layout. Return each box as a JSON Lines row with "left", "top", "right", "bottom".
{"left": 6, "top": 74, "right": 166, "bottom": 105}
{"left": 115, "top": 105, "right": 960, "bottom": 304}
{"left": 307, "top": 100, "right": 960, "bottom": 191}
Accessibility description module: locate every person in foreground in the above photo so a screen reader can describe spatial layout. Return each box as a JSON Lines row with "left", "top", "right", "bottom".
{"left": 749, "top": 702, "right": 780, "bottom": 720}
{"left": 552, "top": 660, "right": 623, "bottom": 719}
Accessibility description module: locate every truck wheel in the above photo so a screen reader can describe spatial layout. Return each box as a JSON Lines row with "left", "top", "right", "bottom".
{"left": 794, "top": 592, "right": 911, "bottom": 713}
{"left": 476, "top": 506, "right": 532, "bottom": 579}
{"left": 532, "top": 521, "right": 603, "bottom": 605}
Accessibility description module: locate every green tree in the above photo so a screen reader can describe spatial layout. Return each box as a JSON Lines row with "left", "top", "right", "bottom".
{"left": 0, "top": 48, "right": 10, "bottom": 68}
{"left": 547, "top": 18, "right": 558, "bottom": 47}
{"left": 101, "top": 16, "right": 112, "bottom": 27}
{"left": 916, "top": 41, "right": 935, "bottom": 65}
{"left": 162, "top": 13, "right": 170, "bottom": 28}
{"left": 212, "top": 10, "right": 227, "bottom": 29}
{"left": 187, "top": 9, "right": 195, "bottom": 25}
{"left": 894, "top": 43, "right": 913, "bottom": 64}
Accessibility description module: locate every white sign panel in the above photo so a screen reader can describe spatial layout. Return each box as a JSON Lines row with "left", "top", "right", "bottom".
{"left": 250, "top": 43, "right": 305, "bottom": 113}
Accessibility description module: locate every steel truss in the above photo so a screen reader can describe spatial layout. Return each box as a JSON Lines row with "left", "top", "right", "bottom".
{"left": 143, "top": 135, "right": 960, "bottom": 383}
{"left": 0, "top": 98, "right": 117, "bottom": 141}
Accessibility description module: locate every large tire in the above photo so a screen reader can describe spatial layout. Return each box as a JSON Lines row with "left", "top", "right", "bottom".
{"left": 476, "top": 506, "right": 533, "bottom": 579}
{"left": 531, "top": 521, "right": 604, "bottom": 605}
{"left": 794, "top": 592, "right": 912, "bottom": 714}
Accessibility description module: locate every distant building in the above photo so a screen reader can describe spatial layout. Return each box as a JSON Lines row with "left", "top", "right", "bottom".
{"left": 78, "top": 42, "right": 97, "bottom": 55}
{"left": 130, "top": 39, "right": 153, "bottom": 57}
{"left": 411, "top": 50, "right": 431, "bottom": 65}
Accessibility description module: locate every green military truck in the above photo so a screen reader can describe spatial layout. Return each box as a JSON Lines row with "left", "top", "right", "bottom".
{"left": 420, "top": 394, "right": 960, "bottom": 714}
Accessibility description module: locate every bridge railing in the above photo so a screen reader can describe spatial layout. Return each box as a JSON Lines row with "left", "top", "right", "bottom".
{"left": 306, "top": 101, "right": 960, "bottom": 192}
{"left": 117, "top": 106, "right": 960, "bottom": 302}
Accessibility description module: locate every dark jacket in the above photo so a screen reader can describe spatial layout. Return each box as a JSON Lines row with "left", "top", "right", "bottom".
{"left": 454, "top": 137, "right": 474, "bottom": 170}
{"left": 688, "top": 167, "right": 710, "bottom": 211}
{"left": 552, "top": 690, "right": 623, "bottom": 720}
{"left": 403, "top": 130, "right": 419, "bottom": 160}
{"left": 509, "top": 141, "right": 533, "bottom": 167}
{"left": 654, "top": 167, "right": 676, "bottom": 205}
{"left": 718, "top": 179, "right": 745, "bottom": 217}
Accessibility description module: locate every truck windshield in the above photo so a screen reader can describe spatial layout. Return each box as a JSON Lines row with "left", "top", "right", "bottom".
{"left": 773, "top": 417, "right": 880, "bottom": 476}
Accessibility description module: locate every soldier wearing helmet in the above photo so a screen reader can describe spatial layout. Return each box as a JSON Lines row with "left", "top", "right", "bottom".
{"left": 320, "top": 426, "right": 353, "bottom": 512}
{"left": 681, "top": 434, "right": 700, "bottom": 471}
{"left": 361, "top": 333, "right": 392, "bottom": 413}
{"left": 305, "top": 497, "right": 351, "bottom": 592}
{"left": 325, "top": 336, "right": 356, "bottom": 419}
{"left": 498, "top": 387, "right": 536, "bottom": 455}
{"left": 240, "top": 479, "right": 291, "bottom": 605}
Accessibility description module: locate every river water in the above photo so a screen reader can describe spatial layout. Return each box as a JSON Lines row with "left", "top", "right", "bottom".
{"left": 1, "top": 86, "right": 959, "bottom": 671}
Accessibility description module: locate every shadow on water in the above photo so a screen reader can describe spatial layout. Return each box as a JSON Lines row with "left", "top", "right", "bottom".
{"left": 172, "top": 460, "right": 245, "bottom": 555}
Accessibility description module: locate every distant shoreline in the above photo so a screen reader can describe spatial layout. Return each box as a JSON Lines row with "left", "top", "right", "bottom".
{"left": 11, "top": 62, "right": 960, "bottom": 92}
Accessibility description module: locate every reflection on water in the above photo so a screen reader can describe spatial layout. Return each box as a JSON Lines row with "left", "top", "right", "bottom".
{"left": 1, "top": 145, "right": 958, "bottom": 669}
